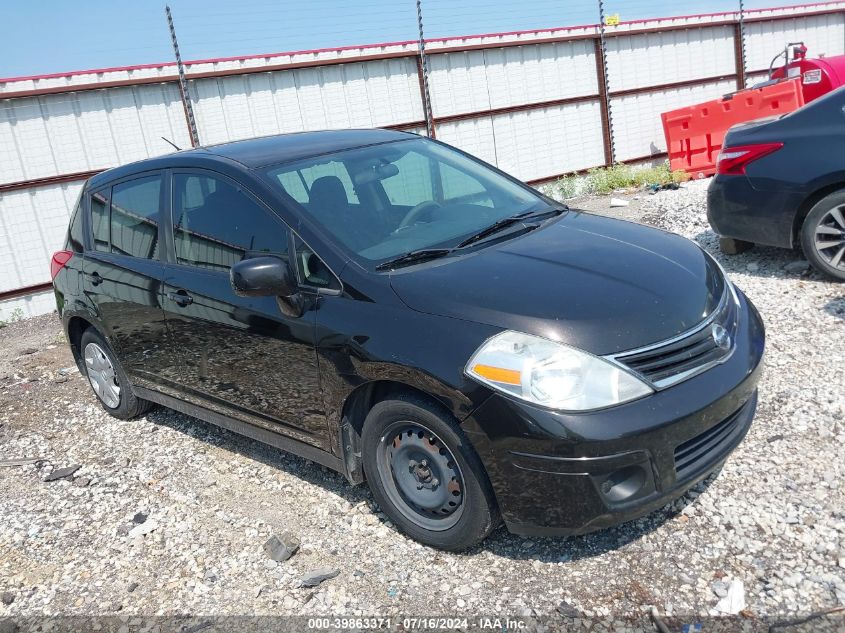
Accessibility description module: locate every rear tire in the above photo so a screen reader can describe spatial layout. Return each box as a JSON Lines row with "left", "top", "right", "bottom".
{"left": 361, "top": 395, "right": 499, "bottom": 551}
{"left": 80, "top": 328, "right": 154, "bottom": 420}
{"left": 800, "top": 191, "right": 845, "bottom": 281}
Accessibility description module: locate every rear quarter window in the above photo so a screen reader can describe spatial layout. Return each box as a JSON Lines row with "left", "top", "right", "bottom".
{"left": 65, "top": 190, "right": 85, "bottom": 252}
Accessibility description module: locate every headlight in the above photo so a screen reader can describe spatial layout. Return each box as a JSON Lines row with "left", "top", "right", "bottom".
{"left": 465, "top": 331, "right": 653, "bottom": 411}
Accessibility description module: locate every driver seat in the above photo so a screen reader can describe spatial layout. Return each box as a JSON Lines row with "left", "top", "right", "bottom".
{"left": 309, "top": 176, "right": 350, "bottom": 222}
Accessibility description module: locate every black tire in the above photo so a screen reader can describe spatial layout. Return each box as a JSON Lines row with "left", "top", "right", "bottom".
{"left": 79, "top": 328, "right": 154, "bottom": 419}
{"left": 800, "top": 190, "right": 845, "bottom": 281}
{"left": 361, "top": 395, "right": 499, "bottom": 551}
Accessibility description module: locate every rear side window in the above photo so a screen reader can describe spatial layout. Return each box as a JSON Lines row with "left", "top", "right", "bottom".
{"left": 91, "top": 190, "right": 110, "bottom": 253}
{"left": 172, "top": 173, "right": 289, "bottom": 271}
{"left": 110, "top": 176, "right": 161, "bottom": 259}
{"left": 65, "top": 191, "right": 85, "bottom": 253}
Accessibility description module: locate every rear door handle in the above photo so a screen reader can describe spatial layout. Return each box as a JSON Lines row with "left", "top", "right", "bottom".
{"left": 167, "top": 290, "right": 193, "bottom": 307}
{"left": 87, "top": 271, "right": 103, "bottom": 286}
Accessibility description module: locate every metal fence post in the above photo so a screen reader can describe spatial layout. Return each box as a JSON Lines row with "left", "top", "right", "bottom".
{"left": 166, "top": 5, "right": 200, "bottom": 148}
{"left": 415, "top": 0, "right": 436, "bottom": 138}
{"left": 736, "top": 0, "right": 748, "bottom": 89}
{"left": 596, "top": 0, "right": 615, "bottom": 165}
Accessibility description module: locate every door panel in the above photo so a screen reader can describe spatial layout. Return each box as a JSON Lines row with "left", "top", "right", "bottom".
{"left": 83, "top": 176, "right": 173, "bottom": 382}
{"left": 162, "top": 268, "right": 325, "bottom": 446}
{"left": 161, "top": 170, "right": 327, "bottom": 448}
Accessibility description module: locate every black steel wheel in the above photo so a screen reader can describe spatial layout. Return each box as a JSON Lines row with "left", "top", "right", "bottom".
{"left": 376, "top": 422, "right": 465, "bottom": 531}
{"left": 362, "top": 395, "right": 499, "bottom": 551}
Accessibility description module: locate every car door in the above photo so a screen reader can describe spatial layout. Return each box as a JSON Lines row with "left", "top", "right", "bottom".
{"left": 82, "top": 173, "right": 174, "bottom": 384}
{"left": 160, "top": 168, "right": 327, "bottom": 449}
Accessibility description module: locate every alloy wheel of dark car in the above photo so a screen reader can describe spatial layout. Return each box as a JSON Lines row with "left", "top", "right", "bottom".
{"left": 812, "top": 207, "right": 845, "bottom": 269}
{"left": 361, "top": 396, "right": 499, "bottom": 551}
{"left": 800, "top": 191, "right": 845, "bottom": 281}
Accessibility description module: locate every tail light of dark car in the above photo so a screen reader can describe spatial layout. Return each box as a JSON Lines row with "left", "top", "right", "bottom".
{"left": 50, "top": 250, "right": 73, "bottom": 280}
{"left": 716, "top": 142, "right": 784, "bottom": 175}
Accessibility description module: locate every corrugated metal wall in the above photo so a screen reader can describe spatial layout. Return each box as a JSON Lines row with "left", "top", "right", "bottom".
{"left": 1, "top": 3, "right": 844, "bottom": 319}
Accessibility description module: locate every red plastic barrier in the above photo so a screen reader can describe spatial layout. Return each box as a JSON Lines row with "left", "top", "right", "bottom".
{"left": 661, "top": 79, "right": 805, "bottom": 178}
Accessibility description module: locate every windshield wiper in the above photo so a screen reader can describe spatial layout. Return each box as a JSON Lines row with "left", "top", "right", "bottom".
{"left": 456, "top": 208, "right": 564, "bottom": 249}
{"left": 375, "top": 248, "right": 453, "bottom": 271}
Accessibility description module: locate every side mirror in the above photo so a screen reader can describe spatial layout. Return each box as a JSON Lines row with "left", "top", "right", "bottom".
{"left": 230, "top": 256, "right": 296, "bottom": 297}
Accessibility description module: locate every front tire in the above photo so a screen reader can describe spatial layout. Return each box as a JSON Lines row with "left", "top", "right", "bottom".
{"left": 361, "top": 396, "right": 499, "bottom": 551}
{"left": 800, "top": 191, "right": 845, "bottom": 281}
{"left": 80, "top": 328, "right": 154, "bottom": 419}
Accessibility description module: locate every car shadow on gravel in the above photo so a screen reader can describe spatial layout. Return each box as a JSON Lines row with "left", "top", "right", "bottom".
{"left": 146, "top": 401, "right": 722, "bottom": 561}
{"left": 144, "top": 407, "right": 373, "bottom": 505}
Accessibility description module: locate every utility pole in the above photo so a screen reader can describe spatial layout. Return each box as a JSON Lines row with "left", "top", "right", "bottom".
{"left": 416, "top": 0, "right": 436, "bottom": 138}
{"left": 166, "top": 5, "right": 200, "bottom": 148}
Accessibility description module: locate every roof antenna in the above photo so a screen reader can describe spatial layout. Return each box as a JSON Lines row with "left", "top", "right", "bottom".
{"left": 161, "top": 136, "right": 181, "bottom": 151}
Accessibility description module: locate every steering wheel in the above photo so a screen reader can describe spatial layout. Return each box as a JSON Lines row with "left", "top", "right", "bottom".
{"left": 397, "top": 200, "right": 442, "bottom": 230}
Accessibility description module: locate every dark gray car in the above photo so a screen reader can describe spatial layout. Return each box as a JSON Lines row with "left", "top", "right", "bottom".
{"left": 707, "top": 85, "right": 845, "bottom": 280}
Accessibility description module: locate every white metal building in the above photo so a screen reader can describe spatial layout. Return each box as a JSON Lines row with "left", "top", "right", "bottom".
{"left": 1, "top": 2, "right": 844, "bottom": 318}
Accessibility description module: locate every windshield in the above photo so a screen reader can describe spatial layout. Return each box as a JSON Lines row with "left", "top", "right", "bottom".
{"left": 264, "top": 137, "right": 549, "bottom": 265}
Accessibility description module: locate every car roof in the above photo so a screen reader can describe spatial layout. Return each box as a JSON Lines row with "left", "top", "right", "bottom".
{"left": 205, "top": 128, "right": 413, "bottom": 167}
{"left": 88, "top": 128, "right": 416, "bottom": 188}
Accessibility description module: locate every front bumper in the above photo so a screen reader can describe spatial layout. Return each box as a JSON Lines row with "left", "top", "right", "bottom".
{"left": 462, "top": 289, "right": 765, "bottom": 537}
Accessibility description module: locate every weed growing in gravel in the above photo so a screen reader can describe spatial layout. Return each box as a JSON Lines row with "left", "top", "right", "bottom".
{"left": 0, "top": 307, "right": 24, "bottom": 328}
{"left": 552, "top": 162, "right": 689, "bottom": 198}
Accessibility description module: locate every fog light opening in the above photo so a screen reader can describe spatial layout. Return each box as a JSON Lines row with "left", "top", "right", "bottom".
{"left": 600, "top": 465, "right": 648, "bottom": 503}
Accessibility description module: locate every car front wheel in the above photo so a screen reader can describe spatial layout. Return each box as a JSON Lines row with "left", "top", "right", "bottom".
{"left": 361, "top": 395, "right": 499, "bottom": 551}
{"left": 801, "top": 190, "right": 845, "bottom": 281}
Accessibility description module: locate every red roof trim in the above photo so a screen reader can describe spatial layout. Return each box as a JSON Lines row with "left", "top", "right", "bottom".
{"left": 0, "top": 1, "right": 841, "bottom": 84}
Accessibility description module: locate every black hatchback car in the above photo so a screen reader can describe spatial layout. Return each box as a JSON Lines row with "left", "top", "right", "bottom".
{"left": 52, "top": 130, "right": 765, "bottom": 550}
{"left": 708, "top": 86, "right": 845, "bottom": 280}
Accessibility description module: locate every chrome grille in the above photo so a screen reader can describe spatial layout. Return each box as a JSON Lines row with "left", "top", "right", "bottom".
{"left": 612, "top": 285, "right": 738, "bottom": 389}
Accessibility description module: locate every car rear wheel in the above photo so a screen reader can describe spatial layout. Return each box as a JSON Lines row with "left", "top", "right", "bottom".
{"left": 80, "top": 328, "right": 154, "bottom": 419}
{"left": 361, "top": 396, "right": 499, "bottom": 551}
{"left": 801, "top": 191, "right": 845, "bottom": 281}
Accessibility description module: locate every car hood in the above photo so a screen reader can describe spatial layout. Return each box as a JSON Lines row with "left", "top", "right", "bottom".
{"left": 388, "top": 212, "right": 725, "bottom": 355}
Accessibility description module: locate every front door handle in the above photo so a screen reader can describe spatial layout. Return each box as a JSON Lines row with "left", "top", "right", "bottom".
{"left": 87, "top": 271, "right": 103, "bottom": 286}
{"left": 167, "top": 290, "right": 193, "bottom": 307}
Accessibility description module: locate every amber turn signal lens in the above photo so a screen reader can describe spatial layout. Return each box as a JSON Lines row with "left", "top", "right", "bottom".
{"left": 472, "top": 364, "right": 521, "bottom": 385}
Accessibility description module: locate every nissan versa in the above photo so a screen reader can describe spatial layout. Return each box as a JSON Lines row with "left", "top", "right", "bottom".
{"left": 51, "top": 130, "right": 765, "bottom": 550}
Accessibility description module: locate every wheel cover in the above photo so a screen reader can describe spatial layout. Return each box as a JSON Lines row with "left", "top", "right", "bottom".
{"left": 376, "top": 422, "right": 464, "bottom": 531}
{"left": 84, "top": 342, "right": 121, "bottom": 409}
{"left": 813, "top": 204, "right": 845, "bottom": 271}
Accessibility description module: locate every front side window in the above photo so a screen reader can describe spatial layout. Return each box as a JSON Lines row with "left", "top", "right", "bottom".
{"left": 110, "top": 175, "right": 161, "bottom": 259}
{"left": 265, "top": 137, "right": 546, "bottom": 265}
{"left": 293, "top": 235, "right": 339, "bottom": 290}
{"left": 172, "top": 173, "right": 289, "bottom": 272}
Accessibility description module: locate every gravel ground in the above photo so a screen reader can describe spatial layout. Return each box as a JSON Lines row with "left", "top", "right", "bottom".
{"left": 1, "top": 179, "right": 844, "bottom": 631}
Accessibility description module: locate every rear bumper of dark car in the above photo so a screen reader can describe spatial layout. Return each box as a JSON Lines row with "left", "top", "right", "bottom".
{"left": 707, "top": 175, "right": 802, "bottom": 248}
{"left": 463, "top": 289, "right": 765, "bottom": 537}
